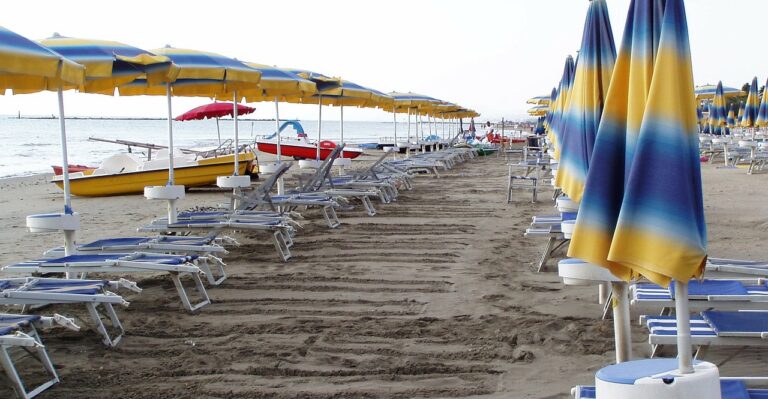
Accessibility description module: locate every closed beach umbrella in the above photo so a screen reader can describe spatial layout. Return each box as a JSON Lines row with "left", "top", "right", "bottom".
{"left": 696, "top": 105, "right": 703, "bottom": 131}
{"left": 756, "top": 78, "right": 768, "bottom": 128}
{"left": 0, "top": 26, "right": 85, "bottom": 257}
{"left": 727, "top": 103, "right": 736, "bottom": 129}
{"left": 694, "top": 83, "right": 741, "bottom": 100}
{"left": 741, "top": 77, "right": 759, "bottom": 128}
{"left": 710, "top": 81, "right": 728, "bottom": 135}
{"left": 554, "top": 0, "right": 617, "bottom": 203}
{"left": 544, "top": 87, "right": 558, "bottom": 132}
{"left": 548, "top": 55, "right": 576, "bottom": 159}
{"left": 568, "top": 0, "right": 706, "bottom": 374}
{"left": 737, "top": 101, "right": 745, "bottom": 125}
{"left": 120, "top": 46, "right": 262, "bottom": 219}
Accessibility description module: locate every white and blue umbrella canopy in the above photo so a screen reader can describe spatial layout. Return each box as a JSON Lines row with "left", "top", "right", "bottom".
{"left": 547, "top": 55, "right": 576, "bottom": 159}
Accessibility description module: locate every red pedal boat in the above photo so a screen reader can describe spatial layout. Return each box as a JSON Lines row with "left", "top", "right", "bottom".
{"left": 51, "top": 164, "right": 96, "bottom": 175}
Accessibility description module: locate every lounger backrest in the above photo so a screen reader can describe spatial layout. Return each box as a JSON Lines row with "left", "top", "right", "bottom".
{"left": 238, "top": 162, "right": 292, "bottom": 210}
{"left": 297, "top": 145, "right": 344, "bottom": 192}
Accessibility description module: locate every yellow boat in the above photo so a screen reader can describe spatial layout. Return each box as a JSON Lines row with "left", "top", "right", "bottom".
{"left": 53, "top": 151, "right": 257, "bottom": 197}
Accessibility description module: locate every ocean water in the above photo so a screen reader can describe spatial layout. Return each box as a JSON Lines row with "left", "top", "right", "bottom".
{"left": 0, "top": 117, "right": 459, "bottom": 178}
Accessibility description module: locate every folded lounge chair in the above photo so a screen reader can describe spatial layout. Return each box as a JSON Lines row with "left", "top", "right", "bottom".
{"left": 644, "top": 310, "right": 768, "bottom": 358}
{"left": 0, "top": 278, "right": 131, "bottom": 347}
{"left": 0, "top": 313, "right": 80, "bottom": 399}
{"left": 4, "top": 253, "right": 210, "bottom": 312}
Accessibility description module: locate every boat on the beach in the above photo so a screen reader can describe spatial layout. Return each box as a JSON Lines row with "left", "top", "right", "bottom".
{"left": 51, "top": 164, "right": 96, "bottom": 175}
{"left": 255, "top": 120, "right": 364, "bottom": 160}
{"left": 52, "top": 149, "right": 256, "bottom": 197}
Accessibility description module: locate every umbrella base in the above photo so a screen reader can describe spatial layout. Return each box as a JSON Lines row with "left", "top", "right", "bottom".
{"left": 595, "top": 359, "right": 720, "bottom": 399}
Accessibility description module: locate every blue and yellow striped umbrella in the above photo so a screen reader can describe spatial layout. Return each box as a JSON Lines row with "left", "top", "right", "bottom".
{"left": 527, "top": 95, "right": 551, "bottom": 105}
{"left": 705, "top": 103, "right": 713, "bottom": 134}
{"left": 696, "top": 105, "right": 703, "bottom": 127}
{"left": 727, "top": 103, "right": 736, "bottom": 129}
{"left": 756, "top": 78, "right": 768, "bottom": 128}
{"left": 39, "top": 34, "right": 177, "bottom": 95}
{"left": 527, "top": 104, "right": 549, "bottom": 117}
{"left": 737, "top": 101, "right": 745, "bottom": 125}
{"left": 694, "top": 83, "right": 741, "bottom": 99}
{"left": 741, "top": 77, "right": 760, "bottom": 128}
{"left": 568, "top": 0, "right": 706, "bottom": 287}
{"left": 710, "top": 81, "right": 728, "bottom": 135}
{"left": 219, "top": 63, "right": 316, "bottom": 103}
{"left": 554, "top": 0, "right": 616, "bottom": 203}
{"left": 120, "top": 46, "right": 262, "bottom": 97}
{"left": 547, "top": 55, "right": 576, "bottom": 159}
{"left": 543, "top": 87, "right": 558, "bottom": 131}
{"left": 0, "top": 26, "right": 84, "bottom": 93}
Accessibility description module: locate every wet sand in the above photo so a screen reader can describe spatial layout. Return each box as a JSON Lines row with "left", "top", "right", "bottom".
{"left": 0, "top": 152, "right": 766, "bottom": 398}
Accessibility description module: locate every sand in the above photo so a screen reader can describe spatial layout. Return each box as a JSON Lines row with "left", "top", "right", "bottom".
{"left": 0, "top": 151, "right": 766, "bottom": 398}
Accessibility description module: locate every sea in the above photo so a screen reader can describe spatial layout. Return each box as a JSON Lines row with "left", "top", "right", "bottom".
{"left": 0, "top": 117, "right": 454, "bottom": 178}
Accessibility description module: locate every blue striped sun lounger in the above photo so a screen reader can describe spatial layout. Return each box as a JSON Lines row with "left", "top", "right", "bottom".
{"left": 0, "top": 278, "right": 130, "bottom": 347}
{"left": 44, "top": 235, "right": 231, "bottom": 258}
{"left": 644, "top": 310, "right": 768, "bottom": 357}
{"left": 3, "top": 253, "right": 210, "bottom": 312}
{"left": 632, "top": 279, "right": 768, "bottom": 312}
{"left": 0, "top": 313, "right": 81, "bottom": 399}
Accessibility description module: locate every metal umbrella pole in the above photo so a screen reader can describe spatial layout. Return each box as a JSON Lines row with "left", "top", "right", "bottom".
{"left": 316, "top": 95, "right": 323, "bottom": 161}
{"left": 393, "top": 111, "right": 398, "bottom": 159}
{"left": 339, "top": 104, "right": 346, "bottom": 174}
{"left": 56, "top": 86, "right": 76, "bottom": 261}
{"left": 274, "top": 96, "right": 284, "bottom": 194}
{"left": 165, "top": 82, "right": 178, "bottom": 224}
{"left": 215, "top": 118, "right": 221, "bottom": 145}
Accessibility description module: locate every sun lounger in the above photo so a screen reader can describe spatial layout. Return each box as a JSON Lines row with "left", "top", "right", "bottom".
{"left": 643, "top": 310, "right": 768, "bottom": 358}
{"left": 0, "top": 278, "right": 132, "bottom": 347}
{"left": 525, "top": 221, "right": 570, "bottom": 272}
{"left": 139, "top": 217, "right": 295, "bottom": 262}
{"left": 43, "top": 234, "right": 231, "bottom": 257}
{"left": 632, "top": 279, "right": 768, "bottom": 312}
{"left": 0, "top": 313, "right": 80, "bottom": 399}
{"left": 4, "top": 253, "right": 210, "bottom": 312}
{"left": 707, "top": 258, "right": 768, "bottom": 277}
{"left": 573, "top": 378, "right": 768, "bottom": 399}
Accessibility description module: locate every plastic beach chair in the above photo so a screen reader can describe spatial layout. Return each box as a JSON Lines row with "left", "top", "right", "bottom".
{"left": 3, "top": 253, "right": 210, "bottom": 312}
{"left": 0, "top": 278, "right": 131, "bottom": 347}
{"left": 644, "top": 310, "right": 768, "bottom": 358}
{"left": 632, "top": 279, "right": 768, "bottom": 312}
{"left": 0, "top": 313, "right": 80, "bottom": 399}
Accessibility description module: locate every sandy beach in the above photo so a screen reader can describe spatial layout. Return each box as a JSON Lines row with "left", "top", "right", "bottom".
{"left": 0, "top": 151, "right": 766, "bottom": 398}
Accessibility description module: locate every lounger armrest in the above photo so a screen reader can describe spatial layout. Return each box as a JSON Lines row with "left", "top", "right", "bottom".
{"left": 707, "top": 295, "right": 768, "bottom": 302}
{"left": 42, "top": 314, "right": 81, "bottom": 332}
{"left": 0, "top": 333, "right": 41, "bottom": 347}
{"left": 109, "top": 278, "right": 143, "bottom": 294}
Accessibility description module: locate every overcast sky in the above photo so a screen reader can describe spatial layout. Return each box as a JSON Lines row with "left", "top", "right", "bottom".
{"left": 1, "top": 0, "right": 763, "bottom": 122}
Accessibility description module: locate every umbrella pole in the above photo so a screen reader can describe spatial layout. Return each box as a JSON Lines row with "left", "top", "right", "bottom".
{"left": 274, "top": 96, "right": 284, "bottom": 195}
{"left": 57, "top": 87, "right": 76, "bottom": 260}
{"left": 339, "top": 104, "right": 345, "bottom": 173}
{"left": 233, "top": 91, "right": 239, "bottom": 176}
{"left": 393, "top": 111, "right": 397, "bottom": 160}
{"left": 317, "top": 95, "right": 323, "bottom": 161}
{"left": 216, "top": 118, "right": 221, "bottom": 145}
{"left": 165, "top": 83, "right": 178, "bottom": 224}
{"left": 611, "top": 282, "right": 632, "bottom": 363}
{"left": 406, "top": 108, "right": 411, "bottom": 158}
{"left": 674, "top": 280, "right": 694, "bottom": 373}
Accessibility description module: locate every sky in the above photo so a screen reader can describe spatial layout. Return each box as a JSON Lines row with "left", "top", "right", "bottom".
{"left": 1, "top": 0, "right": 765, "bottom": 122}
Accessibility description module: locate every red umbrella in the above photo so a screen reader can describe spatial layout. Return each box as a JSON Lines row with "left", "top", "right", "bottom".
{"left": 175, "top": 102, "right": 255, "bottom": 121}
{"left": 175, "top": 102, "right": 256, "bottom": 145}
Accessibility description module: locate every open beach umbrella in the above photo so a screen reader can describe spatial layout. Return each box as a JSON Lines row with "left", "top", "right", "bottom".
{"left": 0, "top": 26, "right": 85, "bottom": 257}
{"left": 694, "top": 83, "right": 742, "bottom": 99}
{"left": 727, "top": 103, "right": 736, "bottom": 129}
{"left": 385, "top": 92, "right": 443, "bottom": 152}
{"left": 526, "top": 95, "right": 551, "bottom": 105}
{"left": 741, "top": 77, "right": 760, "bottom": 128}
{"left": 175, "top": 102, "right": 256, "bottom": 144}
{"left": 547, "top": 55, "right": 576, "bottom": 159}
{"left": 527, "top": 104, "right": 549, "bottom": 117}
{"left": 40, "top": 34, "right": 178, "bottom": 95}
{"left": 554, "top": 0, "right": 616, "bottom": 203}
{"left": 568, "top": 0, "right": 706, "bottom": 374}
{"left": 756, "top": 78, "right": 768, "bottom": 128}
{"left": 119, "top": 46, "right": 262, "bottom": 220}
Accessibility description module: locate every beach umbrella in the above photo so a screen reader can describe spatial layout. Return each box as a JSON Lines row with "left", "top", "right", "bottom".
{"left": 0, "top": 26, "right": 85, "bottom": 258}
{"left": 568, "top": 0, "right": 706, "bottom": 375}
{"left": 544, "top": 87, "right": 558, "bottom": 132}
{"left": 174, "top": 102, "right": 256, "bottom": 144}
{"left": 696, "top": 105, "right": 704, "bottom": 131}
{"left": 756, "top": 78, "right": 768, "bottom": 128}
{"left": 554, "top": 0, "right": 617, "bottom": 203}
{"left": 710, "top": 81, "right": 728, "bottom": 135}
{"left": 385, "top": 92, "right": 443, "bottom": 153}
{"left": 547, "top": 55, "right": 576, "bottom": 159}
{"left": 727, "top": 103, "right": 736, "bottom": 129}
{"left": 526, "top": 94, "right": 551, "bottom": 105}
{"left": 737, "top": 101, "right": 745, "bottom": 125}
{"left": 741, "top": 77, "right": 759, "bottom": 128}
{"left": 119, "top": 46, "right": 262, "bottom": 219}
{"left": 694, "top": 83, "right": 742, "bottom": 99}
{"left": 527, "top": 104, "right": 549, "bottom": 117}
